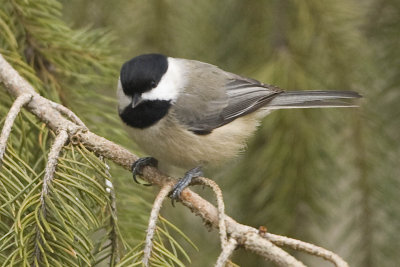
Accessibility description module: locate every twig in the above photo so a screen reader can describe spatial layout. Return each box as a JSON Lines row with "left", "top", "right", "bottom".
{"left": 215, "top": 238, "right": 237, "bottom": 267}
{"left": 143, "top": 184, "right": 173, "bottom": 267}
{"left": 49, "top": 100, "right": 86, "bottom": 127}
{"left": 0, "top": 93, "right": 32, "bottom": 166}
{"left": 40, "top": 130, "right": 68, "bottom": 206}
{"left": 264, "top": 233, "right": 349, "bottom": 267}
{"left": 35, "top": 130, "right": 68, "bottom": 263}
{"left": 0, "top": 53, "right": 350, "bottom": 267}
{"left": 242, "top": 232, "right": 306, "bottom": 267}
{"left": 196, "top": 177, "right": 228, "bottom": 248}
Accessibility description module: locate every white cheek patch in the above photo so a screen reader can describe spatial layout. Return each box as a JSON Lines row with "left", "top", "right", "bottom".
{"left": 141, "top": 58, "right": 184, "bottom": 102}
{"left": 117, "top": 78, "right": 132, "bottom": 112}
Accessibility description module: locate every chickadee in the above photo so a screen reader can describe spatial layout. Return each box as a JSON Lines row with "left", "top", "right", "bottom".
{"left": 117, "top": 53, "right": 361, "bottom": 201}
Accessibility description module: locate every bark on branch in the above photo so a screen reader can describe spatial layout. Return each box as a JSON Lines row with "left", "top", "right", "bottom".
{"left": 0, "top": 54, "right": 349, "bottom": 267}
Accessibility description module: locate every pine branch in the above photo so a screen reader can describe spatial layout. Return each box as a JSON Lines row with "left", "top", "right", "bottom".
{"left": 0, "top": 53, "right": 349, "bottom": 266}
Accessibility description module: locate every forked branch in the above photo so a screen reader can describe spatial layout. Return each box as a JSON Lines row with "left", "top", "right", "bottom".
{"left": 215, "top": 238, "right": 237, "bottom": 267}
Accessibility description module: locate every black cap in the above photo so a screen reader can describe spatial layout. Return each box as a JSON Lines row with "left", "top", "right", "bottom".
{"left": 120, "top": 53, "right": 168, "bottom": 96}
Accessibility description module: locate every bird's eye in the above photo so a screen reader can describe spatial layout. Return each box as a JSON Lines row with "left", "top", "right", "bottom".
{"left": 150, "top": 81, "right": 156, "bottom": 88}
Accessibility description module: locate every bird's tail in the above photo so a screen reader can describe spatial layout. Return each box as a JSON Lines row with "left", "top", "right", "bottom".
{"left": 267, "top": 90, "right": 362, "bottom": 109}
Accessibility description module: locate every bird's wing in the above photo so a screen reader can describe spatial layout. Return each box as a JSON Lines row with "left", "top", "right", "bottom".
{"left": 172, "top": 59, "right": 282, "bottom": 134}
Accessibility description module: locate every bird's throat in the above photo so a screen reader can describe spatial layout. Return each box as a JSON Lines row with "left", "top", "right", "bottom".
{"left": 119, "top": 100, "right": 171, "bottom": 128}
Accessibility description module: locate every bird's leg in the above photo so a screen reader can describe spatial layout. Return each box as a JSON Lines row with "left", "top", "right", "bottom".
{"left": 169, "top": 166, "right": 203, "bottom": 206}
{"left": 131, "top": 157, "right": 158, "bottom": 186}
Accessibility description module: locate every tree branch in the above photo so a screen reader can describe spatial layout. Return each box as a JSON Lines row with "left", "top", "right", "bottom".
{"left": 0, "top": 54, "right": 349, "bottom": 266}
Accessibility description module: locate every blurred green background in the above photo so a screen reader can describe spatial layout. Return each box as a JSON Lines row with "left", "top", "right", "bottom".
{"left": 1, "top": 0, "right": 399, "bottom": 266}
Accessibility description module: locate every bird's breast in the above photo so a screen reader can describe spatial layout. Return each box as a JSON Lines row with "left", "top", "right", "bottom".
{"left": 126, "top": 112, "right": 261, "bottom": 170}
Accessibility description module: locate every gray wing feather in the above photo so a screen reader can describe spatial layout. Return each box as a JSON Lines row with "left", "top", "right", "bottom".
{"left": 222, "top": 79, "right": 282, "bottom": 120}
{"left": 173, "top": 59, "right": 281, "bottom": 133}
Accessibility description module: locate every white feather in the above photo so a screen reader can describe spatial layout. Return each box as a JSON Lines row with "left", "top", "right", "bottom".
{"left": 116, "top": 78, "right": 131, "bottom": 112}
{"left": 141, "top": 57, "right": 185, "bottom": 102}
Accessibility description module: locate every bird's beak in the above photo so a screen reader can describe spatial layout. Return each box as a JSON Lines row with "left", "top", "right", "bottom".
{"left": 132, "top": 93, "right": 143, "bottom": 108}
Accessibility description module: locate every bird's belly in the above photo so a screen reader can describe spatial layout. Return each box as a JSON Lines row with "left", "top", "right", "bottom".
{"left": 127, "top": 115, "right": 260, "bottom": 170}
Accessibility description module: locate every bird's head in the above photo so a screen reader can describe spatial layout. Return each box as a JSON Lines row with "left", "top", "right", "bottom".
{"left": 118, "top": 53, "right": 170, "bottom": 111}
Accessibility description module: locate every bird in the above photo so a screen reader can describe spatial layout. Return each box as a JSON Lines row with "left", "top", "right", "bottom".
{"left": 117, "top": 53, "right": 361, "bottom": 202}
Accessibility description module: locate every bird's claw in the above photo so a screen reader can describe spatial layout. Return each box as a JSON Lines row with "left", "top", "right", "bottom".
{"left": 131, "top": 157, "right": 158, "bottom": 186}
{"left": 169, "top": 166, "right": 203, "bottom": 206}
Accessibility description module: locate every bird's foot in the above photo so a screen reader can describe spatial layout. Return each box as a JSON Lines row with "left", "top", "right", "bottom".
{"left": 169, "top": 166, "right": 203, "bottom": 206}
{"left": 131, "top": 157, "right": 158, "bottom": 186}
